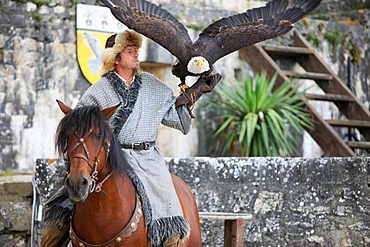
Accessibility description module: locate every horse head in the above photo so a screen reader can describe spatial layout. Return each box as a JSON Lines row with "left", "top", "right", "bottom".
{"left": 56, "top": 100, "right": 120, "bottom": 203}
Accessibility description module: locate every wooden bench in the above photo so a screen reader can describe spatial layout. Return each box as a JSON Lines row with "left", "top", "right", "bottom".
{"left": 199, "top": 212, "right": 252, "bottom": 247}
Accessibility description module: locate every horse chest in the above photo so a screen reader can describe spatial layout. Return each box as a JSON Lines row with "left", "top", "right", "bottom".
{"left": 70, "top": 193, "right": 147, "bottom": 247}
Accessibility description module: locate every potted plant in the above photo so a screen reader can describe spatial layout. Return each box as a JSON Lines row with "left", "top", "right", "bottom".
{"left": 204, "top": 72, "right": 313, "bottom": 157}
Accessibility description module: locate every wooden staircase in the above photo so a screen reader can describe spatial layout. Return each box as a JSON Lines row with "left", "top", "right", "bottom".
{"left": 239, "top": 30, "right": 370, "bottom": 157}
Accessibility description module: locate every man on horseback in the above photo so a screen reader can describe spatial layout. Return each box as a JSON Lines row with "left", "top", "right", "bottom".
{"left": 41, "top": 30, "right": 221, "bottom": 247}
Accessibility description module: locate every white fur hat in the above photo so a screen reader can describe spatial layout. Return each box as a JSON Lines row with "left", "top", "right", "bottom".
{"left": 100, "top": 30, "right": 143, "bottom": 75}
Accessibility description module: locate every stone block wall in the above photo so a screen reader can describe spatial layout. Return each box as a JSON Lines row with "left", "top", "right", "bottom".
{"left": 1, "top": 0, "right": 370, "bottom": 172}
{"left": 168, "top": 157, "right": 370, "bottom": 246}
{"left": 0, "top": 175, "right": 33, "bottom": 247}
{"left": 1, "top": 158, "right": 370, "bottom": 246}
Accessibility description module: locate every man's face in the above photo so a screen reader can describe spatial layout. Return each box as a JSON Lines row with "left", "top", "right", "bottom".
{"left": 116, "top": 45, "right": 139, "bottom": 70}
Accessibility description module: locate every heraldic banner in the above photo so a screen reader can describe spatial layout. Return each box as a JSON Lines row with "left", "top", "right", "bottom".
{"left": 76, "top": 4, "right": 128, "bottom": 84}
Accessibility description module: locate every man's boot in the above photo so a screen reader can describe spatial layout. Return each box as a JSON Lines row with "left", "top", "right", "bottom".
{"left": 41, "top": 223, "right": 70, "bottom": 247}
{"left": 163, "top": 234, "right": 180, "bottom": 247}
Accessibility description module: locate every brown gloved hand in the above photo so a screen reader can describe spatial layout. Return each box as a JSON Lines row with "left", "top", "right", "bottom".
{"left": 176, "top": 73, "right": 222, "bottom": 118}
{"left": 176, "top": 73, "right": 222, "bottom": 107}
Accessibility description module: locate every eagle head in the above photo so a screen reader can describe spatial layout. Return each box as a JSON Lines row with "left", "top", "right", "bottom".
{"left": 187, "top": 56, "right": 210, "bottom": 75}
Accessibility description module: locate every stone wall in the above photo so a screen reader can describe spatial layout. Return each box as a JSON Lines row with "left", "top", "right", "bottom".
{"left": 0, "top": 175, "right": 33, "bottom": 247}
{"left": 1, "top": 157, "right": 370, "bottom": 246}
{"left": 1, "top": 0, "right": 370, "bottom": 171}
{"left": 0, "top": 0, "right": 241, "bottom": 172}
{"left": 169, "top": 157, "right": 370, "bottom": 246}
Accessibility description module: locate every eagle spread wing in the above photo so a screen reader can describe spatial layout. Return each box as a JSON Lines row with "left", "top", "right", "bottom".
{"left": 101, "top": 0, "right": 322, "bottom": 82}
{"left": 196, "top": 0, "right": 322, "bottom": 65}
{"left": 100, "top": 0, "right": 194, "bottom": 64}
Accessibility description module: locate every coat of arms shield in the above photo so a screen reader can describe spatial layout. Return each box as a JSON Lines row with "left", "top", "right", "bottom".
{"left": 76, "top": 4, "right": 127, "bottom": 84}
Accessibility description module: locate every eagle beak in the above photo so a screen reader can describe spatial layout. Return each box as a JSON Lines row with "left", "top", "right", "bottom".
{"left": 196, "top": 59, "right": 204, "bottom": 67}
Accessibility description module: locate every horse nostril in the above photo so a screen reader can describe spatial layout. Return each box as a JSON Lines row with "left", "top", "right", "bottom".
{"left": 65, "top": 177, "right": 72, "bottom": 189}
{"left": 65, "top": 176, "right": 90, "bottom": 192}
{"left": 81, "top": 177, "right": 89, "bottom": 187}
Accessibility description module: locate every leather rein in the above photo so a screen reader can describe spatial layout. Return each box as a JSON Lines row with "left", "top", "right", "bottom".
{"left": 66, "top": 128, "right": 143, "bottom": 246}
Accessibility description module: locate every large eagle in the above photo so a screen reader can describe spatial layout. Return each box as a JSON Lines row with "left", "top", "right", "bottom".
{"left": 100, "top": 0, "right": 322, "bottom": 86}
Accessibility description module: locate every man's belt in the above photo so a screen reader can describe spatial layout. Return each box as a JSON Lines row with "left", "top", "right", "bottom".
{"left": 121, "top": 142, "right": 155, "bottom": 150}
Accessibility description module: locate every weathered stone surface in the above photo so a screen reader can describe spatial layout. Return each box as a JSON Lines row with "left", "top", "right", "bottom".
{"left": 0, "top": 176, "right": 33, "bottom": 247}
{"left": 0, "top": 235, "right": 28, "bottom": 247}
{"left": 1, "top": 0, "right": 370, "bottom": 172}
{"left": 0, "top": 202, "right": 32, "bottom": 232}
{"left": 168, "top": 157, "right": 370, "bottom": 246}
{"left": 1, "top": 158, "right": 370, "bottom": 246}
{"left": 0, "top": 175, "right": 33, "bottom": 202}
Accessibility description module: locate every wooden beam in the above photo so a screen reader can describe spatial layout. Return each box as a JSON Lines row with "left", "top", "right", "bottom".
{"left": 199, "top": 212, "right": 252, "bottom": 247}
{"left": 293, "top": 31, "right": 370, "bottom": 122}
{"left": 224, "top": 219, "right": 245, "bottom": 247}
{"left": 327, "top": 120, "right": 370, "bottom": 128}
{"left": 239, "top": 45, "right": 356, "bottom": 157}
{"left": 348, "top": 141, "right": 370, "bottom": 150}
{"left": 263, "top": 45, "right": 314, "bottom": 56}
{"left": 305, "top": 108, "right": 355, "bottom": 157}
{"left": 304, "top": 93, "right": 354, "bottom": 102}
{"left": 284, "top": 70, "right": 333, "bottom": 81}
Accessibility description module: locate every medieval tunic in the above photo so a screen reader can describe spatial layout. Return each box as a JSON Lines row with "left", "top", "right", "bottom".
{"left": 77, "top": 71, "right": 192, "bottom": 245}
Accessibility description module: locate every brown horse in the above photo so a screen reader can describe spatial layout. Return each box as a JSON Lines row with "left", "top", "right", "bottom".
{"left": 56, "top": 100, "right": 202, "bottom": 247}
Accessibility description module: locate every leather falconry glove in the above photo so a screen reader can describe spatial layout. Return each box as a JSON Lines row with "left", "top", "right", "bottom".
{"left": 176, "top": 73, "right": 222, "bottom": 118}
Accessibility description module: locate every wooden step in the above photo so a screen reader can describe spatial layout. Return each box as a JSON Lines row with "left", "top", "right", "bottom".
{"left": 284, "top": 70, "right": 333, "bottom": 81}
{"left": 347, "top": 141, "right": 370, "bottom": 150}
{"left": 327, "top": 120, "right": 370, "bottom": 128}
{"left": 263, "top": 45, "right": 314, "bottom": 57}
{"left": 304, "top": 93, "right": 354, "bottom": 102}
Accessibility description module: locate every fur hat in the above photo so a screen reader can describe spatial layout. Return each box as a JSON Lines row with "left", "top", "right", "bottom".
{"left": 100, "top": 30, "right": 143, "bottom": 75}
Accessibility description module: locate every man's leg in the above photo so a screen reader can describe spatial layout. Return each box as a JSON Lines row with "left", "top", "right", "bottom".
{"left": 41, "top": 223, "right": 70, "bottom": 247}
{"left": 163, "top": 234, "right": 180, "bottom": 247}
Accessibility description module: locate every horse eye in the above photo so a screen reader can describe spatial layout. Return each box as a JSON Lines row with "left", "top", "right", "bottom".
{"left": 96, "top": 133, "right": 103, "bottom": 141}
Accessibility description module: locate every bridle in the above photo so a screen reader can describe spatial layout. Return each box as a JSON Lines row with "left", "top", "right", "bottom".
{"left": 66, "top": 127, "right": 144, "bottom": 247}
{"left": 66, "top": 127, "right": 112, "bottom": 195}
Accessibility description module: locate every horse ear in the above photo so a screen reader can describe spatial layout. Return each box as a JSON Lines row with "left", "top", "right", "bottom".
{"left": 56, "top": 99, "right": 72, "bottom": 115}
{"left": 102, "top": 103, "right": 121, "bottom": 120}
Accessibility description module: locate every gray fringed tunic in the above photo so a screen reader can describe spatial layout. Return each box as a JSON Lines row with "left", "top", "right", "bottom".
{"left": 77, "top": 71, "right": 192, "bottom": 246}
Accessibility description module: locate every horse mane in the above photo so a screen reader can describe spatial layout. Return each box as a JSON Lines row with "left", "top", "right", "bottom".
{"left": 55, "top": 105, "right": 130, "bottom": 174}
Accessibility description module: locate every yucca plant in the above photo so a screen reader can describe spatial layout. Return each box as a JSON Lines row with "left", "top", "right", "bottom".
{"left": 206, "top": 72, "right": 313, "bottom": 157}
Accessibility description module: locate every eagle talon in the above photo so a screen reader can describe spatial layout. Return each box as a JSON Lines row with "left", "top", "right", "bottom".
{"left": 178, "top": 83, "right": 189, "bottom": 94}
